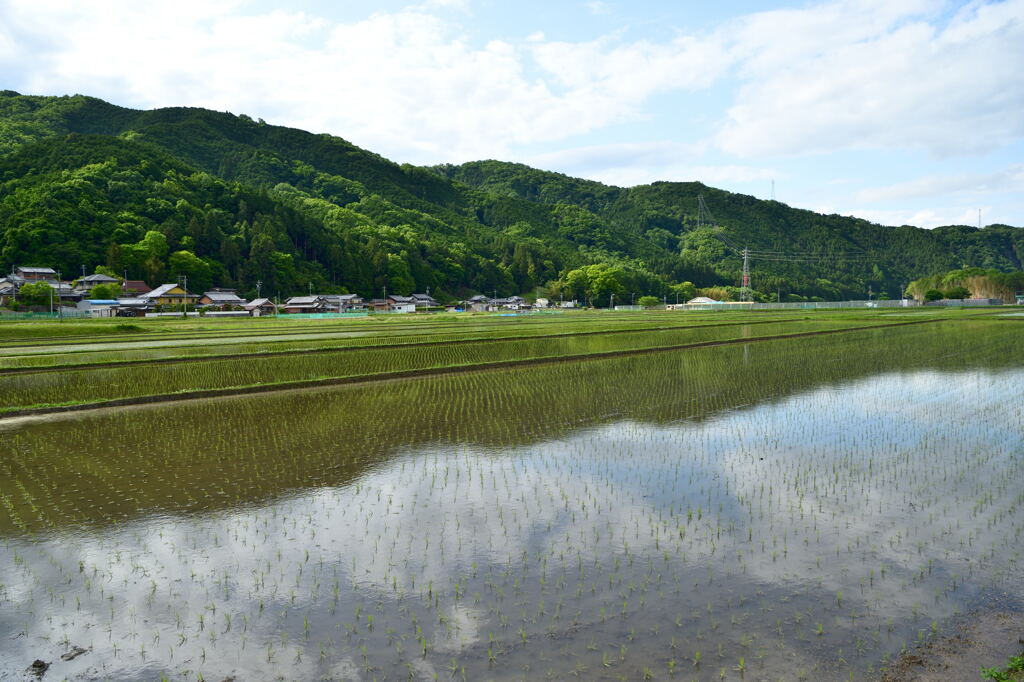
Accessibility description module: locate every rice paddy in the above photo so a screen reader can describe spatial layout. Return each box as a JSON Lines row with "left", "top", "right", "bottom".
{"left": 0, "top": 311, "right": 1020, "bottom": 680}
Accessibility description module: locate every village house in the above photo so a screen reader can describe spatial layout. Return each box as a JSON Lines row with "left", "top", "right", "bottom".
{"left": 339, "top": 293, "right": 366, "bottom": 310}
{"left": 113, "top": 298, "right": 156, "bottom": 317}
{"left": 13, "top": 266, "right": 57, "bottom": 281}
{"left": 466, "top": 294, "right": 490, "bottom": 312}
{"left": 323, "top": 293, "right": 365, "bottom": 312}
{"left": 140, "top": 283, "right": 199, "bottom": 306}
{"left": 45, "top": 281, "right": 84, "bottom": 303}
{"left": 1, "top": 268, "right": 84, "bottom": 305}
{"left": 494, "top": 295, "right": 527, "bottom": 310}
{"left": 281, "top": 295, "right": 330, "bottom": 314}
{"left": 390, "top": 301, "right": 416, "bottom": 313}
{"left": 365, "top": 296, "right": 416, "bottom": 313}
{"left": 0, "top": 279, "right": 16, "bottom": 305}
{"left": 410, "top": 293, "right": 439, "bottom": 309}
{"left": 73, "top": 273, "right": 120, "bottom": 294}
{"left": 198, "top": 288, "right": 246, "bottom": 310}
{"left": 75, "top": 299, "right": 121, "bottom": 318}
{"left": 122, "top": 280, "right": 152, "bottom": 296}
{"left": 244, "top": 298, "right": 278, "bottom": 316}
{"left": 385, "top": 295, "right": 418, "bottom": 313}
{"left": 386, "top": 294, "right": 415, "bottom": 307}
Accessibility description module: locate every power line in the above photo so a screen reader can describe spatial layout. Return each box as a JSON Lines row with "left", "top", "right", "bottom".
{"left": 692, "top": 194, "right": 879, "bottom": 298}
{"left": 696, "top": 195, "right": 873, "bottom": 262}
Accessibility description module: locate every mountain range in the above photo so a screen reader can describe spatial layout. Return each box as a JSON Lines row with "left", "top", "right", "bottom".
{"left": 1, "top": 91, "right": 1020, "bottom": 302}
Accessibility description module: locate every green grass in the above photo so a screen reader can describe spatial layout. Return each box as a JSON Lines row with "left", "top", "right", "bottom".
{"left": 982, "top": 654, "right": 1024, "bottom": 681}
{"left": 0, "top": 316, "right": 931, "bottom": 412}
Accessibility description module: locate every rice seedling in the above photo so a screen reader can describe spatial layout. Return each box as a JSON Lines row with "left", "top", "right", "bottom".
{"left": 0, "top": 314, "right": 1019, "bottom": 679}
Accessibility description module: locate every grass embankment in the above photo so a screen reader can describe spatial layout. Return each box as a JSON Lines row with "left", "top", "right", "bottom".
{"left": 0, "top": 312, "right": 945, "bottom": 415}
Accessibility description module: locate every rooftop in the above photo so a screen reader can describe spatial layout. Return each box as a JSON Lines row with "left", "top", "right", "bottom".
{"left": 15, "top": 266, "right": 57, "bottom": 274}
{"left": 77, "top": 273, "right": 119, "bottom": 283}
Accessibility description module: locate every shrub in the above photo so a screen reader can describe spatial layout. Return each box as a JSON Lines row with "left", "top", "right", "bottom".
{"left": 637, "top": 296, "right": 660, "bottom": 308}
{"left": 943, "top": 286, "right": 971, "bottom": 300}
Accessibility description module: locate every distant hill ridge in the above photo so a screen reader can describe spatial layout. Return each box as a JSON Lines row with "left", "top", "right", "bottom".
{"left": 0, "top": 91, "right": 1019, "bottom": 301}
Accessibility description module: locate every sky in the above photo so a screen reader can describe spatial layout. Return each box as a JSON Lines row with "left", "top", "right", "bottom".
{"left": 1, "top": 0, "right": 1022, "bottom": 228}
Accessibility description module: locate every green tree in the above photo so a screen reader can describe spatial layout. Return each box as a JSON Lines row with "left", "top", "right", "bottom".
{"left": 637, "top": 295, "right": 660, "bottom": 308}
{"left": 586, "top": 264, "right": 626, "bottom": 306}
{"left": 17, "top": 281, "right": 53, "bottom": 306}
{"left": 943, "top": 286, "right": 970, "bottom": 300}
{"left": 924, "top": 288, "right": 944, "bottom": 301}
{"left": 168, "top": 250, "right": 213, "bottom": 293}
{"left": 699, "top": 286, "right": 732, "bottom": 301}
{"left": 94, "top": 265, "right": 120, "bottom": 279}
{"left": 123, "top": 230, "right": 169, "bottom": 284}
{"left": 669, "top": 281, "right": 697, "bottom": 303}
{"left": 89, "top": 283, "right": 121, "bottom": 299}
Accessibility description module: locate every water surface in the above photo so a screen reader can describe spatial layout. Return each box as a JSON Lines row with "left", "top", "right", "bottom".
{"left": 0, "top": 321, "right": 1021, "bottom": 680}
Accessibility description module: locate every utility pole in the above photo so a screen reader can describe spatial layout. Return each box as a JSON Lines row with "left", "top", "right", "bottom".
{"left": 182, "top": 274, "right": 187, "bottom": 316}
{"left": 56, "top": 270, "right": 62, "bottom": 320}
{"left": 610, "top": 293, "right": 614, "bottom": 309}
{"left": 741, "top": 247, "right": 751, "bottom": 302}
{"left": 256, "top": 279, "right": 262, "bottom": 300}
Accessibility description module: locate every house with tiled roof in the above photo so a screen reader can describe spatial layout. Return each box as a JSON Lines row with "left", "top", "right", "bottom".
{"left": 139, "top": 283, "right": 199, "bottom": 305}
{"left": 198, "top": 288, "right": 246, "bottom": 309}
{"left": 281, "top": 295, "right": 330, "bottom": 313}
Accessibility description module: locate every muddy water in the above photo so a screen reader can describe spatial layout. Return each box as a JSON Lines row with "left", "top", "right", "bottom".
{"left": 0, "top": 321, "right": 1021, "bottom": 680}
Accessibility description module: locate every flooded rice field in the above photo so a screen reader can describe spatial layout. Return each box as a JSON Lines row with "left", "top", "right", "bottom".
{"left": 0, "top": 320, "right": 1021, "bottom": 680}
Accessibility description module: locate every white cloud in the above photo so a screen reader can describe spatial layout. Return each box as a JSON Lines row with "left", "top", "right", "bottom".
{"left": 0, "top": 0, "right": 724, "bottom": 163}
{"left": 531, "top": 140, "right": 703, "bottom": 170}
{"left": 529, "top": 141, "right": 779, "bottom": 188}
{"left": 0, "top": 0, "right": 1021, "bottom": 226}
{"left": 587, "top": 163, "right": 779, "bottom": 188}
{"left": 856, "top": 164, "right": 1024, "bottom": 202}
{"left": 841, "top": 205, "right": 992, "bottom": 228}
{"left": 717, "top": 0, "right": 1024, "bottom": 157}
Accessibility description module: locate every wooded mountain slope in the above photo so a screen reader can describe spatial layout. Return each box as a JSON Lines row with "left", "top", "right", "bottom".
{"left": 1, "top": 91, "right": 1020, "bottom": 300}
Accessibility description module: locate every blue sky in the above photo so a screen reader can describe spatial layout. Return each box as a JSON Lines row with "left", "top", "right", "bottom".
{"left": 1, "top": 0, "right": 1022, "bottom": 228}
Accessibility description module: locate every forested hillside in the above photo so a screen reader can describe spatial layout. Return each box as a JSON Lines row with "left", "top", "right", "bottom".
{"left": 1, "top": 91, "right": 1020, "bottom": 301}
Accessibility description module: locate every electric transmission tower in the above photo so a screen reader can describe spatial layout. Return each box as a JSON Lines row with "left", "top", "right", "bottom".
{"left": 694, "top": 194, "right": 872, "bottom": 303}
